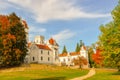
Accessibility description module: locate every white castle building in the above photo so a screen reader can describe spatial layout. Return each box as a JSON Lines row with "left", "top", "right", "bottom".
{"left": 22, "top": 20, "right": 89, "bottom": 67}
{"left": 59, "top": 46, "right": 89, "bottom": 68}
{"left": 27, "top": 36, "right": 59, "bottom": 65}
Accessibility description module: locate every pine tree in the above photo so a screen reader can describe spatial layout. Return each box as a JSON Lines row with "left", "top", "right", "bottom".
{"left": 75, "top": 43, "right": 80, "bottom": 52}
{"left": 80, "top": 40, "right": 85, "bottom": 48}
{"left": 62, "top": 45, "right": 67, "bottom": 53}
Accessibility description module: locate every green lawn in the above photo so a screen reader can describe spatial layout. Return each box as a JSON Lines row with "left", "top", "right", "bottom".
{"left": 86, "top": 69, "right": 120, "bottom": 80}
{"left": 0, "top": 64, "right": 89, "bottom": 80}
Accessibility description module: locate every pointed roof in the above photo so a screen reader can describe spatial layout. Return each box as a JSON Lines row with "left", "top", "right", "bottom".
{"left": 49, "top": 38, "right": 59, "bottom": 46}
{"left": 81, "top": 46, "right": 87, "bottom": 50}
{"left": 49, "top": 38, "right": 55, "bottom": 45}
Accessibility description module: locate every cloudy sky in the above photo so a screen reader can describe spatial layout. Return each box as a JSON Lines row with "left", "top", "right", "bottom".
{"left": 0, "top": 0, "right": 118, "bottom": 52}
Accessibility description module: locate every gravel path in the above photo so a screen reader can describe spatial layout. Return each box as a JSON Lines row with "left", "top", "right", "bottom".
{"left": 71, "top": 68, "right": 96, "bottom": 80}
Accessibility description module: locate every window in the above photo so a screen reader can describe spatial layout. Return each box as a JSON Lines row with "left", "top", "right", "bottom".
{"left": 55, "top": 51, "right": 57, "bottom": 54}
{"left": 64, "top": 59, "right": 66, "bottom": 62}
{"left": 41, "top": 56, "right": 43, "bottom": 61}
{"left": 41, "top": 50, "right": 43, "bottom": 54}
{"left": 33, "top": 57, "right": 35, "bottom": 61}
{"left": 48, "top": 51, "right": 49, "bottom": 55}
{"left": 48, "top": 57, "right": 50, "bottom": 61}
{"left": 55, "top": 51, "right": 57, "bottom": 57}
{"left": 68, "top": 58, "right": 70, "bottom": 61}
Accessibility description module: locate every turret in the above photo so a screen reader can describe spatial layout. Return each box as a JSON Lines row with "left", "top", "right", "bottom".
{"left": 34, "top": 36, "right": 45, "bottom": 44}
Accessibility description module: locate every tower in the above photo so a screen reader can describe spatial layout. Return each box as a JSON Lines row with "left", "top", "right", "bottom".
{"left": 34, "top": 36, "right": 45, "bottom": 44}
{"left": 48, "top": 38, "right": 59, "bottom": 62}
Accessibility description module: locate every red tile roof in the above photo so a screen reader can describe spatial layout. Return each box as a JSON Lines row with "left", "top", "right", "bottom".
{"left": 59, "top": 53, "right": 68, "bottom": 57}
{"left": 36, "top": 44, "right": 51, "bottom": 50}
{"left": 59, "top": 52, "right": 81, "bottom": 57}
{"left": 49, "top": 38, "right": 55, "bottom": 45}
{"left": 70, "top": 52, "right": 80, "bottom": 56}
{"left": 22, "top": 20, "right": 28, "bottom": 29}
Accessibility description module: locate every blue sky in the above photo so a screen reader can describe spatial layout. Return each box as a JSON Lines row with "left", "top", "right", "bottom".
{"left": 0, "top": 0, "right": 118, "bottom": 53}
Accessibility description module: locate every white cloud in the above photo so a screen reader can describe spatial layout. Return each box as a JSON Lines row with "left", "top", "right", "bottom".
{"left": 29, "top": 26, "right": 46, "bottom": 41}
{"left": 52, "top": 29, "right": 76, "bottom": 42}
{"left": 6, "top": 0, "right": 110, "bottom": 23}
{"left": 0, "top": 0, "right": 11, "bottom": 10}
{"left": 29, "top": 26, "right": 46, "bottom": 33}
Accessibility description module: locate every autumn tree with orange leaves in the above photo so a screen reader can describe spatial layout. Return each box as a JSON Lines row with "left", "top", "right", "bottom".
{"left": 0, "top": 13, "right": 27, "bottom": 67}
{"left": 92, "top": 48, "right": 103, "bottom": 67}
{"left": 73, "top": 56, "right": 88, "bottom": 69}
{"left": 98, "top": 1, "right": 120, "bottom": 71}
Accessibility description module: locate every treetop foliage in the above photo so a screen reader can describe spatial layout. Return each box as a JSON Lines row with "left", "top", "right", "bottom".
{"left": 62, "top": 45, "right": 67, "bottom": 53}
{"left": 98, "top": 0, "right": 120, "bottom": 71}
{"left": 0, "top": 13, "right": 28, "bottom": 67}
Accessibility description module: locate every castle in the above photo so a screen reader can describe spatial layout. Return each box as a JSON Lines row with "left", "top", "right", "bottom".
{"left": 26, "top": 36, "right": 59, "bottom": 65}
{"left": 23, "top": 21, "right": 89, "bottom": 67}
{"left": 59, "top": 46, "right": 89, "bottom": 68}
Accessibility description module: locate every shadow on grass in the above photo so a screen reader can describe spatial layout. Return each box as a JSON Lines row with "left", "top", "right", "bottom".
{"left": 112, "top": 71, "right": 120, "bottom": 75}
{"left": 31, "top": 77, "right": 67, "bottom": 80}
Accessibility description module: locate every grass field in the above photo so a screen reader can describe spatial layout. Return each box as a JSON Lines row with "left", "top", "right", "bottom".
{"left": 86, "top": 69, "right": 120, "bottom": 80}
{"left": 0, "top": 64, "right": 89, "bottom": 80}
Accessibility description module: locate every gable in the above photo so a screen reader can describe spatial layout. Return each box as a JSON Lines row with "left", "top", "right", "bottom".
{"left": 30, "top": 44, "right": 39, "bottom": 50}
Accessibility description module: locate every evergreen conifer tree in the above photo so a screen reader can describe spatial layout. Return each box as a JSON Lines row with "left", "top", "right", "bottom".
{"left": 62, "top": 45, "right": 67, "bottom": 53}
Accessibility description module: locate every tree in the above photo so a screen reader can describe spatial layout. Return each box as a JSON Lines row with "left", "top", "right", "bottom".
{"left": 99, "top": 1, "right": 120, "bottom": 71}
{"left": 62, "top": 45, "right": 67, "bottom": 53}
{"left": 80, "top": 40, "right": 83, "bottom": 48}
{"left": 75, "top": 43, "right": 80, "bottom": 52}
{"left": 0, "top": 15, "right": 12, "bottom": 66}
{"left": 87, "top": 46, "right": 94, "bottom": 68}
{"left": 92, "top": 49, "right": 103, "bottom": 67}
{"left": 0, "top": 13, "right": 27, "bottom": 67}
{"left": 73, "top": 56, "right": 88, "bottom": 69}
{"left": 8, "top": 13, "right": 27, "bottom": 64}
